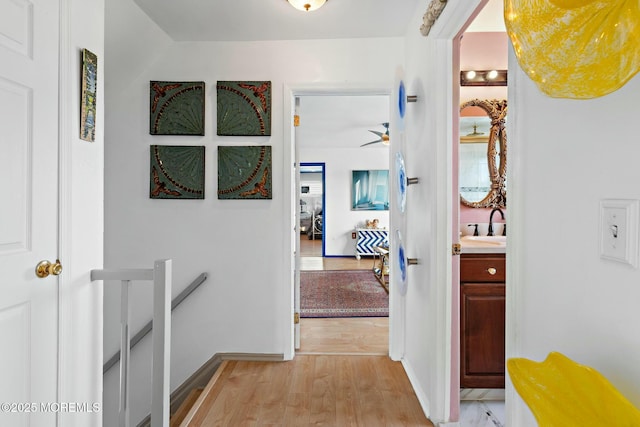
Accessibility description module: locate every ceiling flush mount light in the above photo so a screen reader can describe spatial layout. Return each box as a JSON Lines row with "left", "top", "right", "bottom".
{"left": 460, "top": 69, "right": 508, "bottom": 86}
{"left": 287, "top": 0, "right": 327, "bottom": 12}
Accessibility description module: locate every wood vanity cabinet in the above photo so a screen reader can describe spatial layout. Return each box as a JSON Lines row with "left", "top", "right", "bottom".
{"left": 460, "top": 253, "right": 505, "bottom": 388}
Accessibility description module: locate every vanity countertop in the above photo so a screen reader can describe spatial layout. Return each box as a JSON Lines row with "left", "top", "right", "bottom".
{"left": 460, "top": 235, "right": 506, "bottom": 254}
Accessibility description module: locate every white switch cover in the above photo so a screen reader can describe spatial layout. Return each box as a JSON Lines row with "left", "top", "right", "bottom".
{"left": 599, "top": 199, "right": 639, "bottom": 268}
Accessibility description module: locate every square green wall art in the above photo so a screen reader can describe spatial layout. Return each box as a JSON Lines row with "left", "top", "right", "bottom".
{"left": 150, "top": 145, "right": 205, "bottom": 199}
{"left": 150, "top": 81, "right": 205, "bottom": 135}
{"left": 216, "top": 81, "right": 272, "bottom": 136}
{"left": 218, "top": 146, "right": 272, "bottom": 199}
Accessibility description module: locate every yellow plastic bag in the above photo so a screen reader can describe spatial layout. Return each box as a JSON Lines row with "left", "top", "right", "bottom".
{"left": 504, "top": 0, "right": 640, "bottom": 99}
{"left": 508, "top": 352, "right": 640, "bottom": 426}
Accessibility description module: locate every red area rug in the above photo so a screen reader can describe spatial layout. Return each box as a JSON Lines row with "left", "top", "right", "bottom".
{"left": 300, "top": 270, "right": 388, "bottom": 318}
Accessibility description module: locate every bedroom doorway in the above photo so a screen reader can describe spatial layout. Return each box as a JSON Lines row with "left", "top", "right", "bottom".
{"left": 293, "top": 93, "right": 390, "bottom": 355}
{"left": 299, "top": 163, "right": 325, "bottom": 261}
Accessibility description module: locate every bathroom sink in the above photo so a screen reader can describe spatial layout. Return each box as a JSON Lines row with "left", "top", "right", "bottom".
{"left": 462, "top": 235, "right": 506, "bottom": 245}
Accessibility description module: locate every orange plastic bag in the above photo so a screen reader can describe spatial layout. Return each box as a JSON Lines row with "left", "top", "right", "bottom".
{"left": 504, "top": 0, "right": 640, "bottom": 99}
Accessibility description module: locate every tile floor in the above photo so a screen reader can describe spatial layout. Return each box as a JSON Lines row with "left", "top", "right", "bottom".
{"left": 460, "top": 401, "right": 505, "bottom": 427}
{"left": 460, "top": 389, "right": 505, "bottom": 427}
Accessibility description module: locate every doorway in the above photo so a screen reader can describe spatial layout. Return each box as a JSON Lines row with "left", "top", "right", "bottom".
{"left": 291, "top": 92, "right": 391, "bottom": 355}
{"left": 299, "top": 163, "right": 325, "bottom": 261}
{"left": 455, "top": 0, "right": 508, "bottom": 425}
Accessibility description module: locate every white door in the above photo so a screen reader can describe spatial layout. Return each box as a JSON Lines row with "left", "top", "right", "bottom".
{"left": 0, "top": 0, "right": 60, "bottom": 425}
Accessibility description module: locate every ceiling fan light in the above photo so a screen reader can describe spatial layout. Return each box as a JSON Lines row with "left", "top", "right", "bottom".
{"left": 287, "top": 0, "right": 326, "bottom": 11}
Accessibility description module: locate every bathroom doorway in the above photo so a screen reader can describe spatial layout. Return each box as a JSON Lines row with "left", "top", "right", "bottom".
{"left": 454, "top": 0, "right": 508, "bottom": 425}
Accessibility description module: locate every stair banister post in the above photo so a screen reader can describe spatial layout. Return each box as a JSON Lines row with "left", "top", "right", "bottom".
{"left": 119, "top": 280, "right": 131, "bottom": 427}
{"left": 151, "top": 259, "right": 172, "bottom": 427}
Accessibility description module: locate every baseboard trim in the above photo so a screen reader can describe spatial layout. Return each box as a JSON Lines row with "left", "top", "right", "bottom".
{"left": 218, "top": 352, "right": 284, "bottom": 362}
{"left": 136, "top": 352, "right": 284, "bottom": 427}
{"left": 401, "top": 358, "right": 432, "bottom": 420}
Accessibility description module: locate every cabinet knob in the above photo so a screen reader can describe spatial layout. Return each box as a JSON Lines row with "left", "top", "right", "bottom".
{"left": 487, "top": 267, "right": 497, "bottom": 275}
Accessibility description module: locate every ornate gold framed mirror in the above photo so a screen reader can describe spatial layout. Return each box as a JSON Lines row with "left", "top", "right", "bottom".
{"left": 459, "top": 99, "right": 507, "bottom": 208}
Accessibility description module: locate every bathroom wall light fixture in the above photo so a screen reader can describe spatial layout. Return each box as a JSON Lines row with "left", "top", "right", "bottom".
{"left": 460, "top": 69, "right": 507, "bottom": 86}
{"left": 287, "top": 0, "right": 327, "bottom": 11}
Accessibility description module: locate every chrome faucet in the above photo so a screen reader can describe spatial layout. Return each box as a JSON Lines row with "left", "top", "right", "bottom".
{"left": 488, "top": 207, "right": 504, "bottom": 236}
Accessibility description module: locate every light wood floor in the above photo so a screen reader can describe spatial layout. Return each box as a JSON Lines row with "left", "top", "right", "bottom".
{"left": 299, "top": 317, "right": 388, "bottom": 355}
{"left": 177, "top": 239, "right": 432, "bottom": 426}
{"left": 300, "top": 256, "right": 372, "bottom": 271}
{"left": 299, "top": 235, "right": 322, "bottom": 257}
{"left": 185, "top": 356, "right": 435, "bottom": 426}
{"left": 299, "top": 235, "right": 372, "bottom": 271}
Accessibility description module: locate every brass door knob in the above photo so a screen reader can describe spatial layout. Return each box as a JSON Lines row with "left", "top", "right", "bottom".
{"left": 35, "top": 259, "right": 63, "bottom": 278}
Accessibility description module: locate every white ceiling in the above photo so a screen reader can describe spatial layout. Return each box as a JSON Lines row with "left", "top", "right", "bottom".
{"left": 297, "top": 95, "right": 390, "bottom": 149}
{"left": 467, "top": 0, "right": 506, "bottom": 32}
{"left": 133, "top": 0, "right": 423, "bottom": 42}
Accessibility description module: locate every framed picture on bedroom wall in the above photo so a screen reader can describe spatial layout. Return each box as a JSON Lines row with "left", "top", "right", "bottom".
{"left": 351, "top": 169, "right": 389, "bottom": 211}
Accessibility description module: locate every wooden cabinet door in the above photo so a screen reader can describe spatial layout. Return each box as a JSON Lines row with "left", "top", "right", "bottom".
{"left": 460, "top": 282, "right": 505, "bottom": 388}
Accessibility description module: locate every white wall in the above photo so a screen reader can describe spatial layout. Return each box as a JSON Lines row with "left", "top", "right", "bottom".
{"left": 104, "top": 1, "right": 404, "bottom": 423}
{"left": 300, "top": 147, "right": 389, "bottom": 256}
{"left": 59, "top": 1, "right": 105, "bottom": 426}
{"left": 507, "top": 51, "right": 640, "bottom": 424}
{"left": 394, "top": 7, "right": 449, "bottom": 423}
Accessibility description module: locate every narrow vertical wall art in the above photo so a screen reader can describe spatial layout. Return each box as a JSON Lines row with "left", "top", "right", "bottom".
{"left": 150, "top": 145, "right": 205, "bottom": 199}
{"left": 150, "top": 81, "right": 205, "bottom": 135}
{"left": 216, "top": 81, "right": 272, "bottom": 136}
{"left": 218, "top": 145, "right": 272, "bottom": 199}
{"left": 80, "top": 48, "right": 97, "bottom": 142}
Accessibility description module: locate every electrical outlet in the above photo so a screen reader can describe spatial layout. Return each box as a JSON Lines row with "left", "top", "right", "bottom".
{"left": 351, "top": 232, "right": 357, "bottom": 239}
{"left": 600, "top": 199, "right": 639, "bottom": 268}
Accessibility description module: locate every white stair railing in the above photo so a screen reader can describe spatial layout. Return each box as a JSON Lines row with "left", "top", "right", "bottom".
{"left": 91, "top": 259, "right": 172, "bottom": 427}
{"left": 103, "top": 272, "right": 207, "bottom": 374}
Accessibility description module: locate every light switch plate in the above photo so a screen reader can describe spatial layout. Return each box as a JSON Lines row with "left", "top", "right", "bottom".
{"left": 599, "top": 199, "right": 639, "bottom": 268}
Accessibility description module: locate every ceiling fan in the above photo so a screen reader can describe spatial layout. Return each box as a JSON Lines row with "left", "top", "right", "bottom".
{"left": 360, "top": 122, "right": 390, "bottom": 147}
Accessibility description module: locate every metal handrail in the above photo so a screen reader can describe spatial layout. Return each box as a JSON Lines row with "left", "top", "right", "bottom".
{"left": 92, "top": 260, "right": 174, "bottom": 427}
{"left": 102, "top": 272, "right": 208, "bottom": 373}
